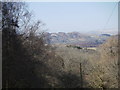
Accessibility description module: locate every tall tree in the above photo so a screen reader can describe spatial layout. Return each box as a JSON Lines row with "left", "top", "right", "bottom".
{"left": 2, "top": 2, "right": 48, "bottom": 88}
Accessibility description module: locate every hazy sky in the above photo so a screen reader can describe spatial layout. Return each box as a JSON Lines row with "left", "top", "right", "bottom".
{"left": 27, "top": 2, "right": 118, "bottom": 33}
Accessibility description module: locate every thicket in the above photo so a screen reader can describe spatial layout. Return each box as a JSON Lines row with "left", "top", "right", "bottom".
{"left": 2, "top": 2, "right": 65, "bottom": 88}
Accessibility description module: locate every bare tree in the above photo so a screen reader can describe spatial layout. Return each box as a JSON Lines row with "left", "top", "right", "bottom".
{"left": 2, "top": 2, "right": 49, "bottom": 88}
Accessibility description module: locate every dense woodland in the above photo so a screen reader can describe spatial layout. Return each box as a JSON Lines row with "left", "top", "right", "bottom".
{"left": 2, "top": 2, "right": 119, "bottom": 88}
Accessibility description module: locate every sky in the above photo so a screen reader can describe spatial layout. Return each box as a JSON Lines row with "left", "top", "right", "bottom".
{"left": 27, "top": 2, "right": 118, "bottom": 33}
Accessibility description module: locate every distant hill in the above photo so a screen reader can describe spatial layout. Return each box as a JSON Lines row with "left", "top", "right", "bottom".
{"left": 100, "top": 34, "right": 111, "bottom": 36}
{"left": 45, "top": 32, "right": 112, "bottom": 47}
{"left": 87, "top": 29, "right": 117, "bottom": 35}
